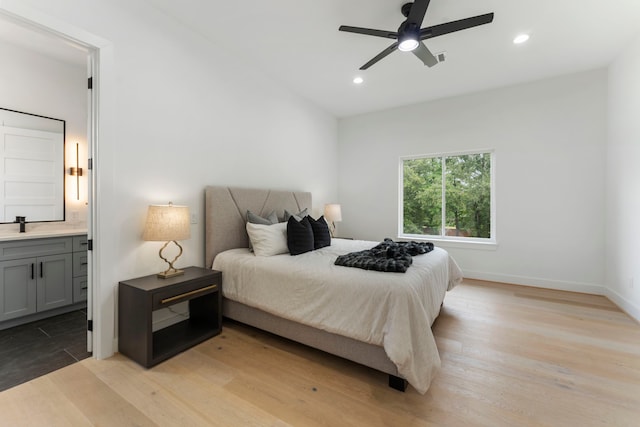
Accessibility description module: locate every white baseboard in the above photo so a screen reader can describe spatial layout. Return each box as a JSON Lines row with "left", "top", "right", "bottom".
{"left": 463, "top": 270, "right": 607, "bottom": 294}
{"left": 462, "top": 270, "right": 639, "bottom": 322}
{"left": 604, "top": 288, "right": 640, "bottom": 323}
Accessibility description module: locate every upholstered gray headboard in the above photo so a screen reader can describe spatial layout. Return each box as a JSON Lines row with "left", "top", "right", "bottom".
{"left": 204, "top": 186, "right": 312, "bottom": 268}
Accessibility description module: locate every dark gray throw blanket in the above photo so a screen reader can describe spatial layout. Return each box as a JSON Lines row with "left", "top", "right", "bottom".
{"left": 334, "top": 238, "right": 434, "bottom": 273}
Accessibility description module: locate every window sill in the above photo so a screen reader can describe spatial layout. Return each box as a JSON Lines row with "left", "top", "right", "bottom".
{"left": 397, "top": 235, "right": 498, "bottom": 251}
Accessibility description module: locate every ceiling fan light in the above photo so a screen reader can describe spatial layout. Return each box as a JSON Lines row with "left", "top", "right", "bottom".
{"left": 513, "top": 34, "right": 530, "bottom": 44}
{"left": 398, "top": 38, "right": 419, "bottom": 52}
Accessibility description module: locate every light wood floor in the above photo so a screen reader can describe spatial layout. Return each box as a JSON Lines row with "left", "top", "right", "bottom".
{"left": 1, "top": 279, "right": 639, "bottom": 426}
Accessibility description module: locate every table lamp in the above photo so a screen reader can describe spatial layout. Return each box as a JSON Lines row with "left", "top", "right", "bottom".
{"left": 142, "top": 202, "right": 191, "bottom": 278}
{"left": 323, "top": 203, "right": 342, "bottom": 238}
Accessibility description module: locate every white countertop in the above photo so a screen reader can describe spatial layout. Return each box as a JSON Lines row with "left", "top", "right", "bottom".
{"left": 0, "top": 227, "right": 87, "bottom": 242}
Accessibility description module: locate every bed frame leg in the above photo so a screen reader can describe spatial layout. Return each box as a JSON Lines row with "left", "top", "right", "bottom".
{"left": 388, "top": 375, "right": 408, "bottom": 392}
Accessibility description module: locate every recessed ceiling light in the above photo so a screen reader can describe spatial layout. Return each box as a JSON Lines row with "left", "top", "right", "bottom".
{"left": 513, "top": 34, "right": 530, "bottom": 44}
{"left": 353, "top": 76, "right": 364, "bottom": 84}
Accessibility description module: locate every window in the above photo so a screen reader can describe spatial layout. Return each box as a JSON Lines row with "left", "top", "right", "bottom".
{"left": 399, "top": 151, "right": 494, "bottom": 242}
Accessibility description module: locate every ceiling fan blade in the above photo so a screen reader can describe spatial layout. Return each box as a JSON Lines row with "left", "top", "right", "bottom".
{"left": 420, "top": 13, "right": 494, "bottom": 40}
{"left": 406, "top": 0, "right": 431, "bottom": 26}
{"left": 412, "top": 42, "right": 438, "bottom": 67}
{"left": 339, "top": 25, "right": 397, "bottom": 39}
{"left": 360, "top": 43, "right": 399, "bottom": 70}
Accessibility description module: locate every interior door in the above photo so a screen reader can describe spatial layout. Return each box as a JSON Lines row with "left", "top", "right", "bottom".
{"left": 85, "top": 52, "right": 95, "bottom": 353}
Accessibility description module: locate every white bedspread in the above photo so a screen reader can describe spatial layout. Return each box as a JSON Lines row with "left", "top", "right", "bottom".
{"left": 212, "top": 239, "right": 463, "bottom": 393}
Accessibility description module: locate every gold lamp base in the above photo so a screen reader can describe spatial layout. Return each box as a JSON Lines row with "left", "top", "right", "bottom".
{"left": 157, "top": 240, "right": 184, "bottom": 279}
{"left": 157, "top": 268, "right": 184, "bottom": 279}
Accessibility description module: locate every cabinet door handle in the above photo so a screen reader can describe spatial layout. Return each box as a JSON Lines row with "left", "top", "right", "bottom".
{"left": 40, "top": 262, "right": 43, "bottom": 278}
{"left": 31, "top": 263, "right": 34, "bottom": 280}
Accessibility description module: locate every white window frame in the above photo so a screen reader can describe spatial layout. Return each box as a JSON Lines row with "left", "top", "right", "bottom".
{"left": 398, "top": 149, "right": 496, "bottom": 248}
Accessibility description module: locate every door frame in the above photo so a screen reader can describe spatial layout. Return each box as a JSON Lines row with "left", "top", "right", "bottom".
{"left": 0, "top": 1, "right": 117, "bottom": 359}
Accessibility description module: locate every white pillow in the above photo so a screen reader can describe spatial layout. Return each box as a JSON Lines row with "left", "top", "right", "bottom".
{"left": 246, "top": 221, "right": 288, "bottom": 257}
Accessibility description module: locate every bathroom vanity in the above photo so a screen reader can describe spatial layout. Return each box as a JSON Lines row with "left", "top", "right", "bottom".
{"left": 0, "top": 231, "right": 88, "bottom": 329}
{"left": 0, "top": 108, "right": 88, "bottom": 330}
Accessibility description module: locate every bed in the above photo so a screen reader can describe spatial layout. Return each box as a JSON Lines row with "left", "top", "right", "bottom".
{"left": 205, "top": 186, "right": 462, "bottom": 393}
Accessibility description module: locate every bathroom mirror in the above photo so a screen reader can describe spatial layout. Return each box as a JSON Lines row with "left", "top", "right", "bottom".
{"left": 0, "top": 107, "right": 65, "bottom": 223}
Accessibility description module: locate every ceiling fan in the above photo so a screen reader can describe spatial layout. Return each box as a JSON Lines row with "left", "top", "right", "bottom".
{"left": 339, "top": 0, "right": 494, "bottom": 70}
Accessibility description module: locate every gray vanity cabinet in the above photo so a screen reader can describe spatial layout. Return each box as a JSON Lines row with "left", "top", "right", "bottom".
{"left": 0, "top": 258, "right": 37, "bottom": 320}
{"left": 36, "top": 253, "right": 73, "bottom": 312}
{"left": 0, "top": 237, "right": 78, "bottom": 322}
{"left": 72, "top": 235, "right": 88, "bottom": 303}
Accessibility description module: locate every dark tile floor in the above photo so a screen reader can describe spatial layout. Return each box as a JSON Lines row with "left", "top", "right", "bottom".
{"left": 0, "top": 310, "right": 91, "bottom": 392}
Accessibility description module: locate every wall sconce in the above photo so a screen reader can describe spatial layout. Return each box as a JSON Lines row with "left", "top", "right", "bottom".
{"left": 323, "top": 203, "right": 342, "bottom": 238}
{"left": 68, "top": 143, "right": 83, "bottom": 201}
{"left": 142, "top": 202, "right": 191, "bottom": 278}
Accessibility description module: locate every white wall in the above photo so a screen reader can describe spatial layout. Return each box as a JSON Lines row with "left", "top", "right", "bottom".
{"left": 9, "top": 0, "right": 635, "bottom": 360}
{"left": 4, "top": 0, "right": 338, "bottom": 357}
{"left": 606, "top": 34, "right": 640, "bottom": 320}
{"left": 0, "top": 39, "right": 87, "bottom": 228}
{"left": 338, "top": 70, "right": 607, "bottom": 295}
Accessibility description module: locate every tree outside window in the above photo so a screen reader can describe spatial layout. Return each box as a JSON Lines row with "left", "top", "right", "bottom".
{"left": 401, "top": 152, "right": 492, "bottom": 239}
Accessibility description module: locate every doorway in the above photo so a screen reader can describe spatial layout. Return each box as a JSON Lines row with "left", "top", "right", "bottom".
{"left": 0, "top": 7, "right": 104, "bottom": 383}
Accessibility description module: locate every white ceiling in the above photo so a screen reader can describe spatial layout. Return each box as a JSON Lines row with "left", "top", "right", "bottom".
{"left": 3, "top": 1, "right": 640, "bottom": 118}
{"left": 145, "top": 0, "right": 640, "bottom": 117}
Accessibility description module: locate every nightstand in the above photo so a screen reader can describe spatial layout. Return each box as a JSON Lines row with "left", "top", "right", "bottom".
{"left": 118, "top": 266, "right": 222, "bottom": 368}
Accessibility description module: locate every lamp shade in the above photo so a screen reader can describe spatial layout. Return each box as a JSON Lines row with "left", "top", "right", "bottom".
{"left": 142, "top": 204, "right": 191, "bottom": 242}
{"left": 324, "top": 204, "right": 342, "bottom": 222}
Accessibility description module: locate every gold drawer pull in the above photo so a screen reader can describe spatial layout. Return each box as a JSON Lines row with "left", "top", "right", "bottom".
{"left": 160, "top": 284, "right": 217, "bottom": 304}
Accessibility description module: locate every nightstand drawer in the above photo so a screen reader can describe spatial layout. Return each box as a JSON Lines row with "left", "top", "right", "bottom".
{"left": 152, "top": 280, "right": 219, "bottom": 309}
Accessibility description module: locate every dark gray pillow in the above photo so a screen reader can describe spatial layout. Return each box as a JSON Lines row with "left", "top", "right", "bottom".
{"left": 287, "top": 216, "right": 314, "bottom": 255}
{"left": 247, "top": 210, "right": 279, "bottom": 225}
{"left": 284, "top": 208, "right": 308, "bottom": 222}
{"left": 308, "top": 215, "right": 331, "bottom": 249}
